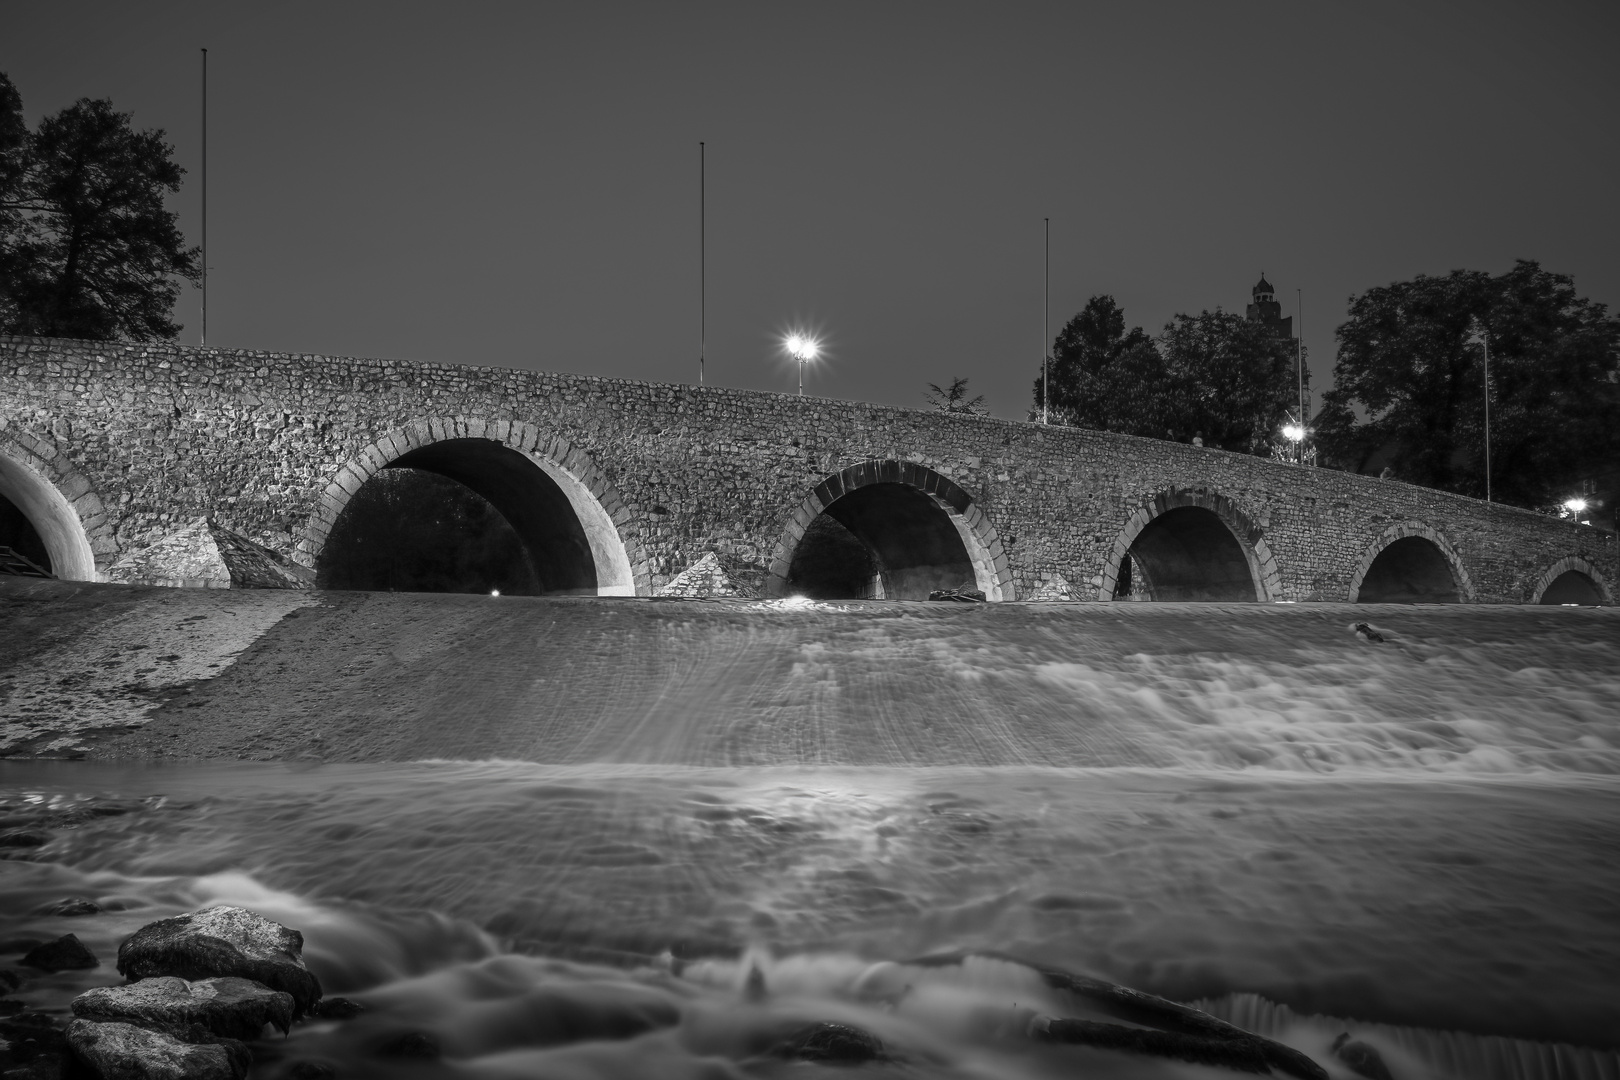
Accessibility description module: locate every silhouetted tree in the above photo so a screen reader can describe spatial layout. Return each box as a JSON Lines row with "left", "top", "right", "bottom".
{"left": 1316, "top": 261, "right": 1620, "bottom": 513}
{"left": 0, "top": 73, "right": 198, "bottom": 340}
{"left": 926, "top": 377, "right": 988, "bottom": 415}
{"left": 1033, "top": 295, "right": 1300, "bottom": 453}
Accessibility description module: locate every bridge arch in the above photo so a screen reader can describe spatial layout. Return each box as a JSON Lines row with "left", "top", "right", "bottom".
{"left": 766, "top": 460, "right": 1014, "bottom": 601}
{"left": 301, "top": 419, "right": 646, "bottom": 596}
{"left": 1530, "top": 555, "right": 1611, "bottom": 606}
{"left": 0, "top": 428, "right": 105, "bottom": 581}
{"left": 1347, "top": 522, "right": 1474, "bottom": 603}
{"left": 1099, "top": 489, "right": 1280, "bottom": 602}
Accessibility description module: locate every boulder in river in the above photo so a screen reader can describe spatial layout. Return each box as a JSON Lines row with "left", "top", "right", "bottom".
{"left": 37, "top": 897, "right": 102, "bottom": 917}
{"left": 116, "top": 906, "right": 321, "bottom": 1017}
{"left": 22, "top": 934, "right": 98, "bottom": 972}
{"left": 66, "top": 1018, "right": 249, "bottom": 1080}
{"left": 73, "top": 976, "right": 295, "bottom": 1042}
{"left": 770, "top": 1022, "right": 885, "bottom": 1064}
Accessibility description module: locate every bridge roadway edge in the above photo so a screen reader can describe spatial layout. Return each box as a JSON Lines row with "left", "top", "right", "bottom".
{"left": 1, "top": 336, "right": 1613, "bottom": 602}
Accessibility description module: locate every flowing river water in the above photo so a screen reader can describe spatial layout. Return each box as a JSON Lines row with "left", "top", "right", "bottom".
{"left": 2, "top": 590, "right": 1618, "bottom": 1079}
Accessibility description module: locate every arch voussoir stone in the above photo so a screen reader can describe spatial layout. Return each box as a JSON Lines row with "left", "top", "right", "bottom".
{"left": 301, "top": 419, "right": 649, "bottom": 596}
{"left": 0, "top": 427, "right": 108, "bottom": 580}
{"left": 1099, "top": 487, "right": 1281, "bottom": 602}
{"left": 1346, "top": 521, "right": 1475, "bottom": 603}
{"left": 1529, "top": 555, "right": 1612, "bottom": 605}
{"left": 766, "top": 458, "right": 1015, "bottom": 601}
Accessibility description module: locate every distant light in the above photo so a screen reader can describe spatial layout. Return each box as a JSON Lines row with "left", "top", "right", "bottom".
{"left": 490, "top": 589, "right": 500, "bottom": 597}
{"left": 1564, "top": 498, "right": 1588, "bottom": 515}
{"left": 1282, "top": 423, "right": 1305, "bottom": 442}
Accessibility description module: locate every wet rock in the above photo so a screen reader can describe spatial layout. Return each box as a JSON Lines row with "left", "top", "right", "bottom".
{"left": 66, "top": 1019, "right": 249, "bottom": 1080}
{"left": 1351, "top": 622, "right": 1386, "bottom": 643}
{"left": 0, "top": 968, "right": 24, "bottom": 991}
{"left": 1332, "top": 1032, "right": 1396, "bottom": 1079}
{"left": 1033, "top": 1015, "right": 1303, "bottom": 1075}
{"left": 36, "top": 898, "right": 102, "bottom": 918}
{"left": 116, "top": 906, "right": 321, "bottom": 1017}
{"left": 0, "top": 830, "right": 48, "bottom": 848}
{"left": 903, "top": 951, "right": 1328, "bottom": 1080}
{"left": 373, "top": 1030, "right": 440, "bottom": 1060}
{"left": 72, "top": 976, "right": 295, "bottom": 1041}
{"left": 928, "top": 588, "right": 985, "bottom": 602}
{"left": 0, "top": 1012, "right": 70, "bottom": 1072}
{"left": 0, "top": 998, "right": 25, "bottom": 1016}
{"left": 309, "top": 997, "right": 364, "bottom": 1020}
{"left": 22, "top": 934, "right": 99, "bottom": 972}
{"left": 771, "top": 1022, "right": 885, "bottom": 1064}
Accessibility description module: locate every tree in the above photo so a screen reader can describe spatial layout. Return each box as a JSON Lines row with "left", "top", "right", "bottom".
{"left": 0, "top": 74, "right": 28, "bottom": 332}
{"left": 926, "top": 377, "right": 988, "bottom": 415}
{"left": 1157, "top": 310, "right": 1301, "bottom": 453}
{"left": 0, "top": 73, "right": 199, "bottom": 341}
{"left": 1033, "top": 295, "right": 1301, "bottom": 453}
{"left": 1316, "top": 261, "right": 1620, "bottom": 513}
{"left": 1032, "top": 295, "right": 1161, "bottom": 430}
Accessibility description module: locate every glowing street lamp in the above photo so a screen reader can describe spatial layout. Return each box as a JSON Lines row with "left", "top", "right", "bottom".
{"left": 786, "top": 333, "right": 820, "bottom": 395}
{"left": 1282, "top": 419, "right": 1306, "bottom": 462}
{"left": 1563, "top": 497, "right": 1589, "bottom": 523}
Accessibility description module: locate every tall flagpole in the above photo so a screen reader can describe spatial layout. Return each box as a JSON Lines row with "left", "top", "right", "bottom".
{"left": 1483, "top": 327, "right": 1492, "bottom": 502}
{"left": 1042, "top": 217, "right": 1049, "bottom": 425}
{"left": 200, "top": 47, "right": 207, "bottom": 347}
{"left": 699, "top": 141, "right": 705, "bottom": 385}
{"left": 1296, "top": 287, "right": 1304, "bottom": 463}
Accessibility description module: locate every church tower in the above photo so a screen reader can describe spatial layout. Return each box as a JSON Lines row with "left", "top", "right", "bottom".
{"left": 1245, "top": 274, "right": 1294, "bottom": 341}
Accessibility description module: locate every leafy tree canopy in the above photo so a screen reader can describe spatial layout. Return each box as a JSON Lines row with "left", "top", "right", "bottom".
{"left": 0, "top": 72, "right": 198, "bottom": 341}
{"left": 1316, "top": 260, "right": 1620, "bottom": 511}
{"left": 926, "top": 376, "right": 988, "bottom": 416}
{"left": 1033, "top": 295, "right": 1303, "bottom": 454}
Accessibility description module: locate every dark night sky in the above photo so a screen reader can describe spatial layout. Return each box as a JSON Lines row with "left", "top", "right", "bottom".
{"left": 7, "top": 1, "right": 1618, "bottom": 420}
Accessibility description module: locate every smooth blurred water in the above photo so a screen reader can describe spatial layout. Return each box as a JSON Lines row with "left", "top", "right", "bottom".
{"left": 2, "top": 600, "right": 1617, "bottom": 1079}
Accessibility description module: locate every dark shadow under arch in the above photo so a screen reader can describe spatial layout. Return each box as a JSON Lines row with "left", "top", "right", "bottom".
{"left": 1123, "top": 505, "right": 1260, "bottom": 602}
{"left": 1100, "top": 489, "right": 1277, "bottom": 602}
{"left": 1539, "top": 570, "right": 1604, "bottom": 606}
{"left": 789, "top": 481, "right": 978, "bottom": 600}
{"left": 0, "top": 491, "right": 52, "bottom": 574}
{"left": 318, "top": 438, "right": 598, "bottom": 595}
{"left": 1356, "top": 536, "right": 1461, "bottom": 603}
{"left": 768, "top": 460, "right": 1014, "bottom": 601}
{"left": 1529, "top": 556, "right": 1611, "bottom": 606}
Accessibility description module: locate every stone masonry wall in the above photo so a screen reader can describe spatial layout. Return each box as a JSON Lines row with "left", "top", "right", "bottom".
{"left": 2, "top": 335, "right": 1614, "bottom": 602}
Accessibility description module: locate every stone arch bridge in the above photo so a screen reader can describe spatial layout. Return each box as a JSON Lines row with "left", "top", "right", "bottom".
{"left": 1, "top": 337, "right": 1613, "bottom": 605}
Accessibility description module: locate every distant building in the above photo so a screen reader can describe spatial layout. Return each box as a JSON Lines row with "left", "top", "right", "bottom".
{"left": 1245, "top": 274, "right": 1294, "bottom": 342}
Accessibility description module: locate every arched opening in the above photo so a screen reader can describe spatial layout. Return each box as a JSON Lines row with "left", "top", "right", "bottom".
{"left": 316, "top": 437, "right": 620, "bottom": 596}
{"left": 1119, "top": 506, "right": 1260, "bottom": 602}
{"left": 789, "top": 482, "right": 979, "bottom": 600}
{"left": 0, "top": 453, "right": 95, "bottom": 580}
{"left": 1539, "top": 571, "right": 1603, "bottom": 606}
{"left": 1355, "top": 536, "right": 1460, "bottom": 603}
{"left": 770, "top": 461, "right": 1012, "bottom": 601}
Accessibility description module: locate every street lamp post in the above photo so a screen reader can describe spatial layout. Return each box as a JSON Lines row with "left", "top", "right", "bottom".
{"left": 787, "top": 334, "right": 819, "bottom": 395}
